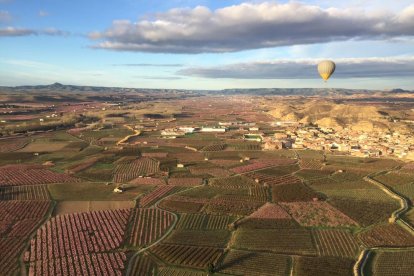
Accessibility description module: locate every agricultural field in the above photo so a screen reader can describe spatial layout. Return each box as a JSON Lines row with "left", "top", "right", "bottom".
{"left": 49, "top": 182, "right": 154, "bottom": 201}
{"left": 139, "top": 185, "right": 181, "bottom": 207}
{"left": 293, "top": 256, "right": 355, "bottom": 276}
{"left": 271, "top": 182, "right": 324, "bottom": 202}
{"left": 321, "top": 188, "right": 396, "bottom": 203}
{"left": 247, "top": 202, "right": 292, "bottom": 220}
{"left": 158, "top": 267, "right": 206, "bottom": 276}
{"left": 374, "top": 171, "right": 414, "bottom": 187}
{"left": 189, "top": 166, "right": 232, "bottom": 177}
{"left": 233, "top": 228, "right": 317, "bottom": 255}
{"left": 0, "top": 137, "right": 29, "bottom": 152}
{"left": 312, "top": 229, "right": 361, "bottom": 257}
{"left": 176, "top": 213, "right": 235, "bottom": 230}
{"left": 245, "top": 172, "right": 302, "bottom": 186}
{"left": 164, "top": 229, "right": 231, "bottom": 247}
{"left": 128, "top": 208, "right": 176, "bottom": 248}
{"left": 25, "top": 209, "right": 130, "bottom": 275}
{"left": 0, "top": 200, "right": 51, "bottom": 275}
{"left": 308, "top": 177, "right": 375, "bottom": 191}
{"left": 0, "top": 94, "right": 413, "bottom": 275}
{"left": 0, "top": 164, "right": 80, "bottom": 186}
{"left": 230, "top": 159, "right": 296, "bottom": 174}
{"left": 0, "top": 185, "right": 50, "bottom": 200}
{"left": 367, "top": 250, "right": 414, "bottom": 276}
{"left": 168, "top": 177, "right": 203, "bottom": 186}
{"left": 209, "top": 175, "right": 257, "bottom": 189}
{"left": 358, "top": 224, "right": 414, "bottom": 247}
{"left": 205, "top": 198, "right": 264, "bottom": 216}
{"left": 393, "top": 183, "right": 414, "bottom": 203}
{"left": 218, "top": 250, "right": 291, "bottom": 276}
{"left": 127, "top": 253, "right": 157, "bottom": 276}
{"left": 113, "top": 157, "right": 160, "bottom": 183}
{"left": 329, "top": 198, "right": 399, "bottom": 226}
{"left": 27, "top": 252, "right": 127, "bottom": 276}
{"left": 295, "top": 169, "right": 333, "bottom": 180}
{"left": 159, "top": 198, "right": 206, "bottom": 213}
{"left": 280, "top": 201, "right": 358, "bottom": 227}
{"left": 53, "top": 200, "right": 135, "bottom": 215}
{"left": 150, "top": 244, "right": 223, "bottom": 269}
{"left": 300, "top": 158, "right": 324, "bottom": 170}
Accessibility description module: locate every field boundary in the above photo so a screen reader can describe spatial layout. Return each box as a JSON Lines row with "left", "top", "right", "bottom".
{"left": 125, "top": 185, "right": 202, "bottom": 275}
{"left": 354, "top": 168, "right": 414, "bottom": 276}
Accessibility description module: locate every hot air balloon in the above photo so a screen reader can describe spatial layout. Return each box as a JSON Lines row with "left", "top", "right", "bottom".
{"left": 317, "top": 60, "right": 336, "bottom": 82}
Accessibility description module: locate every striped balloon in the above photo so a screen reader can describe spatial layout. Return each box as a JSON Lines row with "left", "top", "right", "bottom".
{"left": 317, "top": 60, "right": 336, "bottom": 81}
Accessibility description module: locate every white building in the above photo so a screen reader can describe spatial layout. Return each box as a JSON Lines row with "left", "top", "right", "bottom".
{"left": 201, "top": 127, "right": 227, "bottom": 133}
{"left": 178, "top": 127, "right": 196, "bottom": 133}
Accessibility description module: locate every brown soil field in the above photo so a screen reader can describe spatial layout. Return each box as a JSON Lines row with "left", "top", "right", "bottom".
{"left": 53, "top": 200, "right": 136, "bottom": 215}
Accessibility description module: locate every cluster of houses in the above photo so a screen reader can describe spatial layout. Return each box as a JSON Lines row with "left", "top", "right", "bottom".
{"left": 160, "top": 121, "right": 260, "bottom": 138}
{"left": 263, "top": 123, "right": 414, "bottom": 160}
{"left": 154, "top": 118, "right": 413, "bottom": 161}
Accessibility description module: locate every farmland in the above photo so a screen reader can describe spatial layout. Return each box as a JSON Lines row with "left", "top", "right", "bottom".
{"left": 164, "top": 229, "right": 231, "bottom": 247}
{"left": 0, "top": 92, "right": 413, "bottom": 275}
{"left": 280, "top": 201, "right": 358, "bottom": 227}
{"left": 176, "top": 214, "right": 235, "bottom": 230}
{"left": 128, "top": 208, "right": 176, "bottom": 248}
{"left": 218, "top": 250, "right": 291, "bottom": 276}
{"left": 368, "top": 250, "right": 414, "bottom": 276}
{"left": 128, "top": 253, "right": 157, "bottom": 276}
{"left": 0, "top": 164, "right": 80, "bottom": 186}
{"left": 358, "top": 224, "right": 414, "bottom": 247}
{"left": 150, "top": 244, "right": 223, "bottom": 269}
{"left": 312, "top": 229, "right": 361, "bottom": 257}
{"left": 139, "top": 185, "right": 180, "bottom": 207}
{"left": 0, "top": 200, "right": 51, "bottom": 275}
{"left": 0, "top": 185, "right": 50, "bottom": 200}
{"left": 293, "top": 256, "right": 355, "bottom": 276}
{"left": 113, "top": 157, "right": 160, "bottom": 183}
{"left": 233, "top": 228, "right": 317, "bottom": 254}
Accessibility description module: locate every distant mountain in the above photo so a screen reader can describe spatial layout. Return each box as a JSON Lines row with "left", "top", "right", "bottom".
{"left": 1, "top": 83, "right": 412, "bottom": 96}
{"left": 390, "top": 88, "right": 410, "bottom": 93}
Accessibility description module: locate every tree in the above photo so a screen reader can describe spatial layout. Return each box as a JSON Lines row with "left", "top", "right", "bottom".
{"left": 207, "top": 263, "right": 215, "bottom": 274}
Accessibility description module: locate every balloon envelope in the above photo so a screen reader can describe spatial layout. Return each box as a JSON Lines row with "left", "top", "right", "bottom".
{"left": 317, "top": 60, "right": 336, "bottom": 81}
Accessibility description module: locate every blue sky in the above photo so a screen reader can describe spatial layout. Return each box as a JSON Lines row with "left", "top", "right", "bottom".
{"left": 1, "top": 0, "right": 414, "bottom": 90}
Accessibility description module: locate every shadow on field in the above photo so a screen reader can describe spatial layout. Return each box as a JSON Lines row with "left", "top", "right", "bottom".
{"left": 218, "top": 252, "right": 257, "bottom": 270}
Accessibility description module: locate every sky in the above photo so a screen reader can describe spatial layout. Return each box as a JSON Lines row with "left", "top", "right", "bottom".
{"left": 0, "top": 0, "right": 414, "bottom": 90}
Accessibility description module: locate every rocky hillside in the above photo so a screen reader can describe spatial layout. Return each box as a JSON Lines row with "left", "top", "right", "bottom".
{"left": 267, "top": 100, "right": 393, "bottom": 132}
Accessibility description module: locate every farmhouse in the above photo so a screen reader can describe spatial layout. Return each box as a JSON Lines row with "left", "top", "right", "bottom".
{"left": 113, "top": 187, "right": 124, "bottom": 193}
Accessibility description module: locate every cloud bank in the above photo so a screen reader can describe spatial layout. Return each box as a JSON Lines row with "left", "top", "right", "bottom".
{"left": 0, "top": 27, "right": 69, "bottom": 37}
{"left": 113, "top": 63, "right": 183, "bottom": 67}
{"left": 90, "top": 2, "right": 414, "bottom": 53}
{"left": 178, "top": 57, "right": 414, "bottom": 79}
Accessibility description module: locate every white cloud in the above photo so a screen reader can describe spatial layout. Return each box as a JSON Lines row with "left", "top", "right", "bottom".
{"left": 90, "top": 2, "right": 414, "bottom": 53}
{"left": 0, "top": 27, "right": 35, "bottom": 36}
{"left": 178, "top": 56, "right": 414, "bottom": 79}
{"left": 0, "top": 26, "right": 69, "bottom": 36}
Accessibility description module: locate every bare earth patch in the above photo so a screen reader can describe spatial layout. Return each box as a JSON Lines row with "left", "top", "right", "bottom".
{"left": 53, "top": 200, "right": 135, "bottom": 216}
